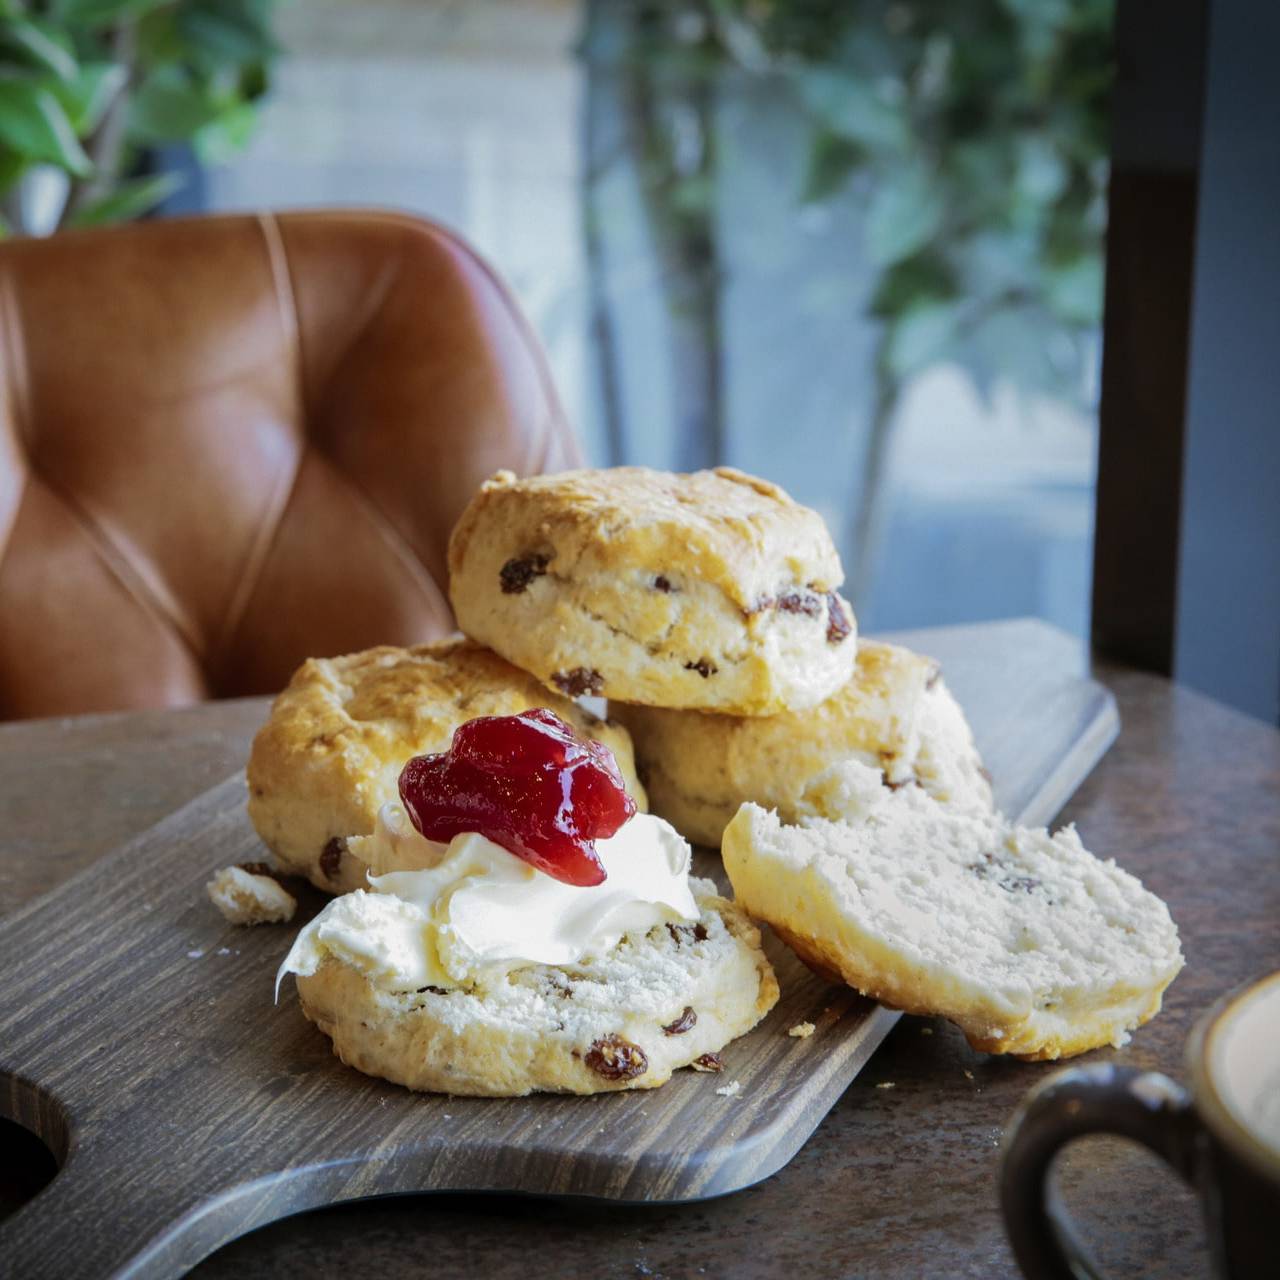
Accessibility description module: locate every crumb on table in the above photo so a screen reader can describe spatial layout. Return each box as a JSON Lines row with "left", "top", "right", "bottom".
{"left": 715, "top": 1080, "right": 742, "bottom": 1099}
{"left": 206, "top": 865, "right": 296, "bottom": 926}
{"left": 875, "top": 1081, "right": 896, "bottom": 1090}
{"left": 788, "top": 1021, "right": 816, "bottom": 1039}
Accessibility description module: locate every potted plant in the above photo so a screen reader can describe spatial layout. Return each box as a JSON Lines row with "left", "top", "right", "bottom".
{"left": 0, "top": 0, "right": 280, "bottom": 236}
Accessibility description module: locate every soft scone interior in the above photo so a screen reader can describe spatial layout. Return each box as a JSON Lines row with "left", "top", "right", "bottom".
{"left": 722, "top": 779, "right": 1183, "bottom": 1060}
{"left": 290, "top": 880, "right": 779, "bottom": 1096}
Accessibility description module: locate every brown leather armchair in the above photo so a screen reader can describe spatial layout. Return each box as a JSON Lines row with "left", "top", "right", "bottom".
{"left": 0, "top": 210, "right": 580, "bottom": 720}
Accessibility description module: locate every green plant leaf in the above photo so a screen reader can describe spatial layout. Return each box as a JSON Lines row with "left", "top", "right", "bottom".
{"left": 129, "top": 66, "right": 224, "bottom": 142}
{"left": 0, "top": 76, "right": 91, "bottom": 175}
{"left": 136, "top": 7, "right": 184, "bottom": 67}
{"left": 177, "top": 3, "right": 278, "bottom": 70}
{"left": 1014, "top": 134, "right": 1068, "bottom": 204}
{"left": 795, "top": 67, "right": 910, "bottom": 154}
{"left": 969, "top": 305, "right": 1067, "bottom": 399}
{"left": 800, "top": 127, "right": 862, "bottom": 204}
{"left": 0, "top": 17, "right": 79, "bottom": 82}
{"left": 51, "top": 0, "right": 169, "bottom": 28}
{"left": 192, "top": 99, "right": 258, "bottom": 164}
{"left": 864, "top": 163, "right": 944, "bottom": 267}
{"left": 883, "top": 299, "right": 960, "bottom": 380}
{"left": 65, "top": 170, "right": 183, "bottom": 227}
{"left": 868, "top": 253, "right": 956, "bottom": 318}
{"left": 49, "top": 61, "right": 126, "bottom": 133}
{"left": 1043, "top": 254, "right": 1103, "bottom": 326}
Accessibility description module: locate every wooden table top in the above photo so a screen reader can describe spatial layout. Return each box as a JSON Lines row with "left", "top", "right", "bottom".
{"left": 1, "top": 619, "right": 1277, "bottom": 1279}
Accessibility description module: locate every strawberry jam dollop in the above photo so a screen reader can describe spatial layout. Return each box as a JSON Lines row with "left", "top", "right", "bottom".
{"left": 398, "top": 708, "right": 636, "bottom": 887}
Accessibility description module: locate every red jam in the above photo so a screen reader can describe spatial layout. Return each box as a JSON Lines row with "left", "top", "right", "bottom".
{"left": 398, "top": 708, "right": 636, "bottom": 887}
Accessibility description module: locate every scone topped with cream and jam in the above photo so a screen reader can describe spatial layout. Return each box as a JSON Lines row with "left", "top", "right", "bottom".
{"left": 248, "top": 637, "right": 646, "bottom": 894}
{"left": 278, "top": 709, "right": 779, "bottom": 1096}
{"left": 447, "top": 467, "right": 857, "bottom": 715}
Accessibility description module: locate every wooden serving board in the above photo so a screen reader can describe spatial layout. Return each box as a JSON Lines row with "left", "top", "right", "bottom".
{"left": 0, "top": 626, "right": 1117, "bottom": 1279}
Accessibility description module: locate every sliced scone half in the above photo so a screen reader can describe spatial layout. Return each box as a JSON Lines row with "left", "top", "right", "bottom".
{"left": 722, "top": 778, "right": 1182, "bottom": 1060}
{"left": 286, "top": 878, "right": 778, "bottom": 1096}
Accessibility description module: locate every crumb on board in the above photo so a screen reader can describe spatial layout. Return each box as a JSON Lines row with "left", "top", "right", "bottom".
{"left": 206, "top": 865, "right": 296, "bottom": 926}
{"left": 715, "top": 1080, "right": 742, "bottom": 1099}
{"left": 875, "top": 1081, "right": 896, "bottom": 1090}
{"left": 920, "top": 1027, "right": 933, "bottom": 1035}
{"left": 788, "top": 1021, "right": 816, "bottom": 1039}
{"left": 964, "top": 1069, "right": 975, "bottom": 1081}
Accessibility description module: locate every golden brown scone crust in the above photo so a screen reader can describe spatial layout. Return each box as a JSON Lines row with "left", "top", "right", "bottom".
{"left": 769, "top": 923, "right": 1167, "bottom": 1061}
{"left": 447, "top": 467, "right": 857, "bottom": 715}
{"left": 247, "top": 637, "right": 647, "bottom": 892}
{"left": 616, "top": 640, "right": 994, "bottom": 847}
{"left": 293, "top": 885, "right": 779, "bottom": 1096}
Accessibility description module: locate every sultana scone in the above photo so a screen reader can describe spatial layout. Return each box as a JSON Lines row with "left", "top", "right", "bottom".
{"left": 289, "top": 879, "right": 778, "bottom": 1096}
{"left": 447, "top": 466, "right": 857, "bottom": 715}
{"left": 722, "top": 783, "right": 1183, "bottom": 1061}
{"left": 247, "top": 637, "right": 647, "bottom": 893}
{"left": 615, "top": 640, "right": 994, "bottom": 848}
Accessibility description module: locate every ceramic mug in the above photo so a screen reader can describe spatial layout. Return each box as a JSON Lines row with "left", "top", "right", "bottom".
{"left": 999, "top": 971, "right": 1280, "bottom": 1279}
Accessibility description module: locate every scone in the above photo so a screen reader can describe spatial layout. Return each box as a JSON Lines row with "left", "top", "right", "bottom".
{"left": 247, "top": 637, "right": 647, "bottom": 893}
{"left": 722, "top": 781, "right": 1183, "bottom": 1060}
{"left": 447, "top": 466, "right": 857, "bottom": 715}
{"left": 616, "top": 640, "right": 994, "bottom": 848}
{"left": 291, "top": 880, "right": 778, "bottom": 1096}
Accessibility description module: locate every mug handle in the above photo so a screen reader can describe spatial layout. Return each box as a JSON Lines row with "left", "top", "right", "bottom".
{"left": 999, "top": 1062, "right": 1201, "bottom": 1280}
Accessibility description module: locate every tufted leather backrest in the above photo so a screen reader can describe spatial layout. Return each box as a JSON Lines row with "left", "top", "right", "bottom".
{"left": 0, "top": 210, "right": 580, "bottom": 720}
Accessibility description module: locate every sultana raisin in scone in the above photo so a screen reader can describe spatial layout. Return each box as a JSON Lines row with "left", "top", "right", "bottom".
{"left": 290, "top": 880, "right": 779, "bottom": 1096}
{"left": 722, "top": 783, "right": 1183, "bottom": 1060}
{"left": 247, "top": 637, "right": 647, "bottom": 893}
{"left": 447, "top": 467, "right": 857, "bottom": 715}
{"left": 615, "top": 640, "right": 994, "bottom": 848}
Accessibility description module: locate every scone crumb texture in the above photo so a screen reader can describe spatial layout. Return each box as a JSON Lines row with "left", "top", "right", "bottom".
{"left": 722, "top": 796, "right": 1183, "bottom": 1061}
{"left": 207, "top": 865, "right": 296, "bottom": 925}
{"left": 788, "top": 1021, "right": 816, "bottom": 1039}
{"left": 715, "top": 1080, "right": 742, "bottom": 1098}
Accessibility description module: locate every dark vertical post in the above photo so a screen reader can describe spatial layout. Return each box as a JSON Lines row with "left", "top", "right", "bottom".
{"left": 1173, "top": 0, "right": 1280, "bottom": 725}
{"left": 1095, "top": 0, "right": 1280, "bottom": 724}
{"left": 1091, "top": 0, "right": 1209, "bottom": 675}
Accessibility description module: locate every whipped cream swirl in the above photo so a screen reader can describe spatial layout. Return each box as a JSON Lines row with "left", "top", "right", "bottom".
{"left": 277, "top": 803, "right": 699, "bottom": 995}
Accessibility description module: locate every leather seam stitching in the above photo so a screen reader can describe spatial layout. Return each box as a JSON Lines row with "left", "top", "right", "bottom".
{"left": 309, "top": 446, "right": 450, "bottom": 613}
{"left": 0, "top": 275, "right": 205, "bottom": 666}
{"left": 0, "top": 272, "right": 31, "bottom": 560}
{"left": 210, "top": 213, "right": 308, "bottom": 670}
{"left": 23, "top": 468, "right": 208, "bottom": 669}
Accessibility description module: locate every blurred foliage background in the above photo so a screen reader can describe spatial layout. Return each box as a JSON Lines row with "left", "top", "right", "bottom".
{"left": 0, "top": 0, "right": 1111, "bottom": 634}
{"left": 0, "top": 0, "right": 279, "bottom": 234}
{"left": 581, "top": 0, "right": 1111, "bottom": 598}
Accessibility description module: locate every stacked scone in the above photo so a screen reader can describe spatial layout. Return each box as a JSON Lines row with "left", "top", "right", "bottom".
{"left": 251, "top": 464, "right": 1182, "bottom": 1095}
